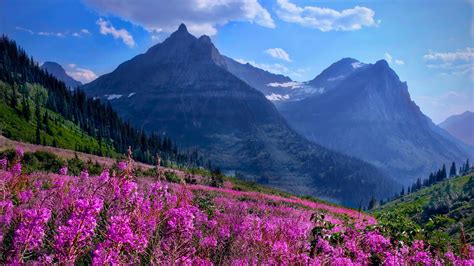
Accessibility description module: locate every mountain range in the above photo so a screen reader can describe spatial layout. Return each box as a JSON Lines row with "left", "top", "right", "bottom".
{"left": 40, "top": 61, "right": 82, "bottom": 89}
{"left": 439, "top": 111, "right": 474, "bottom": 146}
{"left": 83, "top": 24, "right": 397, "bottom": 206}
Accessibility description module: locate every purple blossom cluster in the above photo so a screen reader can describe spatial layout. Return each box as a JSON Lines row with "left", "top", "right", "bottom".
{"left": 0, "top": 154, "right": 472, "bottom": 264}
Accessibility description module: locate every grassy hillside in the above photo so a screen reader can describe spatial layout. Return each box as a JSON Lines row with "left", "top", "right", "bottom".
{"left": 0, "top": 81, "right": 116, "bottom": 156}
{"left": 373, "top": 172, "right": 473, "bottom": 251}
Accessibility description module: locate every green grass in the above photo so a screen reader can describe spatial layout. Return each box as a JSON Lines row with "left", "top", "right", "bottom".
{"left": 0, "top": 100, "right": 116, "bottom": 157}
{"left": 373, "top": 172, "right": 473, "bottom": 250}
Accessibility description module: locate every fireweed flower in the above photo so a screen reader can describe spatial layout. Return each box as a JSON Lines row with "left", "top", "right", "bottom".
{"left": 118, "top": 161, "right": 127, "bottom": 171}
{"left": 12, "top": 163, "right": 21, "bottom": 176}
{"left": 59, "top": 166, "right": 68, "bottom": 175}
{"left": 0, "top": 162, "right": 472, "bottom": 264}
{"left": 13, "top": 208, "right": 51, "bottom": 259}
{"left": 54, "top": 197, "right": 103, "bottom": 262}
{"left": 16, "top": 147, "right": 24, "bottom": 158}
{"left": 0, "top": 158, "right": 7, "bottom": 170}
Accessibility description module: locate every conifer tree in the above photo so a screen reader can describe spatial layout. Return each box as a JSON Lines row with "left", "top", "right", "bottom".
{"left": 449, "top": 162, "right": 457, "bottom": 177}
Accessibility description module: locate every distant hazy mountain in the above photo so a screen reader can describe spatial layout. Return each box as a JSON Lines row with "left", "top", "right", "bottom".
{"left": 439, "top": 111, "right": 474, "bottom": 146}
{"left": 222, "top": 56, "right": 295, "bottom": 101}
{"left": 83, "top": 24, "right": 398, "bottom": 206}
{"left": 41, "top": 62, "right": 82, "bottom": 89}
{"left": 279, "top": 59, "right": 472, "bottom": 185}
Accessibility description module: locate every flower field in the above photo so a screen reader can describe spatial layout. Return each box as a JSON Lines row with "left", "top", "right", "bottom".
{"left": 0, "top": 148, "right": 473, "bottom": 264}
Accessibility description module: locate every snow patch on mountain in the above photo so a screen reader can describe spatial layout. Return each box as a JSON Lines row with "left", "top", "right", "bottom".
{"left": 351, "top": 62, "right": 365, "bottom": 69}
{"left": 266, "top": 93, "right": 290, "bottom": 101}
{"left": 128, "top": 92, "right": 136, "bottom": 98}
{"left": 267, "top": 81, "right": 302, "bottom": 89}
{"left": 327, "top": 75, "right": 345, "bottom": 82}
{"left": 106, "top": 94, "right": 122, "bottom": 100}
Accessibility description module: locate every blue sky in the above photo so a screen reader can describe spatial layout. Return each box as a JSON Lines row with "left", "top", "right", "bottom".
{"left": 0, "top": 0, "right": 472, "bottom": 123}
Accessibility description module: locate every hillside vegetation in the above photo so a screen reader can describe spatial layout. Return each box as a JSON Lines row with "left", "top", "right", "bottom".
{"left": 374, "top": 172, "right": 473, "bottom": 252}
{"left": 0, "top": 147, "right": 472, "bottom": 264}
{"left": 0, "top": 82, "right": 115, "bottom": 156}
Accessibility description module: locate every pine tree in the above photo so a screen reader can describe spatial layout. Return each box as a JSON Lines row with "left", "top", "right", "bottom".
{"left": 368, "top": 196, "right": 378, "bottom": 210}
{"left": 441, "top": 164, "right": 447, "bottom": 181}
{"left": 401, "top": 186, "right": 405, "bottom": 196}
{"left": 35, "top": 124, "right": 41, "bottom": 144}
{"left": 10, "top": 84, "right": 18, "bottom": 109}
{"left": 449, "top": 162, "right": 457, "bottom": 177}
{"left": 21, "top": 95, "right": 31, "bottom": 121}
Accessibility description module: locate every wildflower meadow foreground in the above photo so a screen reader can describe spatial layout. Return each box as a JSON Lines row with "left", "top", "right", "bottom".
{"left": 0, "top": 148, "right": 473, "bottom": 265}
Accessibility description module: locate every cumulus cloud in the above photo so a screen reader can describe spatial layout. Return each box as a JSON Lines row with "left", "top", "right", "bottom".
{"left": 97, "top": 18, "right": 135, "bottom": 47}
{"left": 275, "top": 0, "right": 379, "bottom": 32}
{"left": 384, "top": 53, "right": 404, "bottom": 65}
{"left": 424, "top": 48, "right": 474, "bottom": 79}
{"left": 264, "top": 48, "right": 291, "bottom": 62}
{"left": 66, "top": 64, "right": 98, "bottom": 83}
{"left": 84, "top": 0, "right": 275, "bottom": 36}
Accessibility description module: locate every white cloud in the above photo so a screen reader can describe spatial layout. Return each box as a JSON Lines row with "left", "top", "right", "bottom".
{"left": 275, "top": 0, "right": 379, "bottom": 32}
{"left": 15, "top": 26, "right": 34, "bottom": 34}
{"left": 424, "top": 48, "right": 474, "bottom": 79}
{"left": 72, "top": 29, "right": 91, "bottom": 37}
{"left": 15, "top": 26, "right": 91, "bottom": 38}
{"left": 264, "top": 48, "right": 291, "bottom": 62}
{"left": 66, "top": 64, "right": 98, "bottom": 83}
{"left": 384, "top": 52, "right": 404, "bottom": 65}
{"left": 85, "top": 0, "right": 275, "bottom": 36}
{"left": 38, "top": 31, "right": 65, "bottom": 37}
{"left": 424, "top": 47, "right": 474, "bottom": 62}
{"left": 97, "top": 18, "right": 135, "bottom": 48}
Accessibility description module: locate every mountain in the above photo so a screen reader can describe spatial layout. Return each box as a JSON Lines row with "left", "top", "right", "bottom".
{"left": 82, "top": 24, "right": 398, "bottom": 206}
{"left": 279, "top": 59, "right": 473, "bottom": 185}
{"left": 40, "top": 61, "right": 82, "bottom": 89}
{"left": 439, "top": 111, "right": 474, "bottom": 146}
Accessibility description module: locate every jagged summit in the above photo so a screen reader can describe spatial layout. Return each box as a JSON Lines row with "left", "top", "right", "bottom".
{"left": 177, "top": 23, "right": 188, "bottom": 32}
